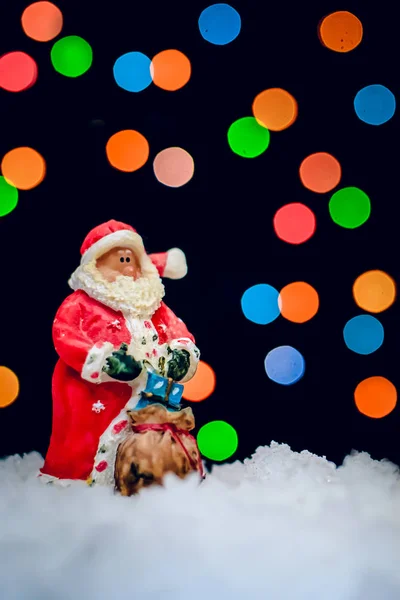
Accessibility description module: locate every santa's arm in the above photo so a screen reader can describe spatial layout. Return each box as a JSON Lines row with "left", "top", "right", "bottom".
{"left": 52, "top": 294, "right": 115, "bottom": 384}
{"left": 161, "top": 305, "right": 200, "bottom": 383}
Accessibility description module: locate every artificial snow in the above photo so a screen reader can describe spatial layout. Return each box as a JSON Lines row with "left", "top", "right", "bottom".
{"left": 1, "top": 442, "right": 400, "bottom": 600}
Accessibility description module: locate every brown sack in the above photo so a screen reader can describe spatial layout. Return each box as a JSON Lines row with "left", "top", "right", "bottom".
{"left": 114, "top": 404, "right": 203, "bottom": 496}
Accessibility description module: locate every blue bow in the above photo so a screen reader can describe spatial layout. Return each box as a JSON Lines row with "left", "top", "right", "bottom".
{"left": 137, "top": 370, "right": 184, "bottom": 411}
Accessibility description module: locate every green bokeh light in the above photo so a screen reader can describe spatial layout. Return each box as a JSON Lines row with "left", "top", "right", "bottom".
{"left": 227, "top": 116, "right": 270, "bottom": 158}
{"left": 197, "top": 420, "right": 238, "bottom": 461}
{"left": 0, "top": 176, "right": 18, "bottom": 217}
{"left": 329, "top": 186, "right": 371, "bottom": 229}
{"left": 51, "top": 35, "right": 93, "bottom": 78}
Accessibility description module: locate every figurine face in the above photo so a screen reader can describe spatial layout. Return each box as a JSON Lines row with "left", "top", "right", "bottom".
{"left": 96, "top": 247, "right": 142, "bottom": 282}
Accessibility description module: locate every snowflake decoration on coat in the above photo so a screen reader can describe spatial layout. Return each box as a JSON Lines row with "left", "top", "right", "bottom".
{"left": 92, "top": 400, "right": 105, "bottom": 414}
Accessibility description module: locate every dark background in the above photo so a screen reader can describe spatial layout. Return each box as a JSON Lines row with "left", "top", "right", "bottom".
{"left": 0, "top": 0, "right": 398, "bottom": 468}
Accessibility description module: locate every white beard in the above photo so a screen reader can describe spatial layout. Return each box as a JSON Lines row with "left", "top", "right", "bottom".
{"left": 69, "top": 259, "right": 165, "bottom": 319}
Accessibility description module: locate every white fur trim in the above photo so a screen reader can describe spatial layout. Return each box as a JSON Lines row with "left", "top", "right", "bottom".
{"left": 89, "top": 371, "right": 147, "bottom": 486}
{"left": 167, "top": 337, "right": 200, "bottom": 383}
{"left": 37, "top": 472, "right": 79, "bottom": 487}
{"left": 164, "top": 248, "right": 188, "bottom": 279}
{"left": 81, "top": 342, "right": 114, "bottom": 384}
{"left": 81, "top": 230, "right": 145, "bottom": 265}
{"left": 124, "top": 314, "right": 160, "bottom": 364}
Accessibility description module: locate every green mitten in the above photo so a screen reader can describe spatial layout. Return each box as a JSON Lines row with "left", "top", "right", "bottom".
{"left": 103, "top": 343, "right": 142, "bottom": 381}
{"left": 167, "top": 349, "right": 190, "bottom": 381}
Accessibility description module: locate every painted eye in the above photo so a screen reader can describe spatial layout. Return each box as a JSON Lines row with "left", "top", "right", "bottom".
{"left": 120, "top": 257, "right": 125, "bottom": 263}
{"left": 126, "top": 257, "right": 131, "bottom": 263}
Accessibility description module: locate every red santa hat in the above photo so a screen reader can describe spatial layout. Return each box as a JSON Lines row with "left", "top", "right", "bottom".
{"left": 78, "top": 220, "right": 187, "bottom": 279}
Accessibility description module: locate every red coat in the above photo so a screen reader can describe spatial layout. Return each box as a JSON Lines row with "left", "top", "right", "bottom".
{"left": 40, "top": 290, "right": 199, "bottom": 484}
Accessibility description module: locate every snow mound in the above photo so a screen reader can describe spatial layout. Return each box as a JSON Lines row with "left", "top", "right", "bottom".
{"left": 1, "top": 443, "right": 400, "bottom": 600}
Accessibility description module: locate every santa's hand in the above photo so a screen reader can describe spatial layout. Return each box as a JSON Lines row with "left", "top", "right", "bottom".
{"left": 103, "top": 344, "right": 142, "bottom": 381}
{"left": 166, "top": 348, "right": 190, "bottom": 381}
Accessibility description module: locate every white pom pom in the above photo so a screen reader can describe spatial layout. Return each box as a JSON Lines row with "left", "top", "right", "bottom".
{"left": 164, "top": 248, "right": 188, "bottom": 279}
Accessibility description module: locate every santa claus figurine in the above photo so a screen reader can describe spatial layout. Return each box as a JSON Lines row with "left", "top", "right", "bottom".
{"left": 39, "top": 220, "right": 200, "bottom": 487}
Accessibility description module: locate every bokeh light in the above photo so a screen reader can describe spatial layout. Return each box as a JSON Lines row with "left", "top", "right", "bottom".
{"left": 227, "top": 117, "right": 270, "bottom": 158}
{"left": 1, "top": 147, "right": 46, "bottom": 190}
{"left": 354, "top": 376, "right": 397, "bottom": 418}
{"left": 113, "top": 52, "right": 152, "bottom": 92}
{"left": 183, "top": 361, "right": 216, "bottom": 402}
{"left": 241, "top": 284, "right": 280, "bottom": 325}
{"left": 21, "top": 1, "right": 63, "bottom": 42}
{"left": 353, "top": 270, "right": 396, "bottom": 313}
{"left": 329, "top": 187, "right": 371, "bottom": 229}
{"left": 150, "top": 49, "right": 191, "bottom": 91}
{"left": 265, "top": 346, "right": 305, "bottom": 385}
{"left": 354, "top": 85, "right": 396, "bottom": 126}
{"left": 0, "top": 51, "right": 38, "bottom": 92}
{"left": 0, "top": 177, "right": 19, "bottom": 217}
{"left": 273, "top": 203, "right": 316, "bottom": 244}
{"left": 299, "top": 152, "right": 341, "bottom": 193}
{"left": 197, "top": 420, "right": 238, "bottom": 461}
{"left": 153, "top": 147, "right": 194, "bottom": 187}
{"left": 0, "top": 366, "right": 20, "bottom": 408}
{"left": 51, "top": 35, "right": 93, "bottom": 77}
{"left": 198, "top": 3, "right": 241, "bottom": 45}
{"left": 343, "top": 315, "right": 384, "bottom": 355}
{"left": 106, "top": 130, "right": 149, "bottom": 172}
{"left": 319, "top": 11, "right": 363, "bottom": 53}
{"left": 252, "top": 88, "right": 298, "bottom": 131}
{"left": 279, "top": 282, "right": 319, "bottom": 323}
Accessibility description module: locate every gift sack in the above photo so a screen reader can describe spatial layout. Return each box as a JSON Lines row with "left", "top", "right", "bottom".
{"left": 114, "top": 404, "right": 204, "bottom": 496}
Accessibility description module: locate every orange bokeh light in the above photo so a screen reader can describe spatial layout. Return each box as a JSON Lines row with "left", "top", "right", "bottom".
{"left": 252, "top": 88, "right": 298, "bottom": 131}
{"left": 299, "top": 152, "right": 341, "bottom": 193}
{"left": 183, "top": 361, "right": 216, "bottom": 402}
{"left": 354, "top": 376, "right": 397, "bottom": 418}
{"left": 151, "top": 49, "right": 191, "bottom": 91}
{"left": 279, "top": 282, "right": 319, "bottom": 323}
{"left": 106, "top": 130, "right": 149, "bottom": 172}
{"left": 1, "top": 147, "right": 46, "bottom": 190}
{"left": 0, "top": 366, "right": 20, "bottom": 408}
{"left": 319, "top": 11, "right": 363, "bottom": 53}
{"left": 21, "top": 1, "right": 63, "bottom": 42}
{"left": 353, "top": 270, "right": 396, "bottom": 313}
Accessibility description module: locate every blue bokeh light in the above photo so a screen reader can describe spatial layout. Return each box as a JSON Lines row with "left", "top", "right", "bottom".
{"left": 241, "top": 284, "right": 280, "bottom": 325}
{"left": 113, "top": 52, "right": 152, "bottom": 92}
{"left": 198, "top": 3, "right": 241, "bottom": 46}
{"left": 354, "top": 84, "right": 396, "bottom": 125}
{"left": 264, "top": 346, "right": 305, "bottom": 385}
{"left": 343, "top": 315, "right": 384, "bottom": 355}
